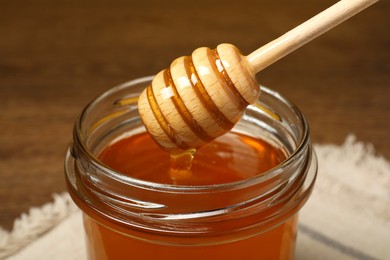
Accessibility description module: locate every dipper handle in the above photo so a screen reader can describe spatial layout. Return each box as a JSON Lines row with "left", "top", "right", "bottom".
{"left": 248, "top": 0, "right": 379, "bottom": 73}
{"left": 138, "top": 0, "right": 378, "bottom": 153}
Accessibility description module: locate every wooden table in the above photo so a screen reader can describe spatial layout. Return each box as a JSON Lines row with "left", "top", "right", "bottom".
{"left": 1, "top": 0, "right": 389, "bottom": 231}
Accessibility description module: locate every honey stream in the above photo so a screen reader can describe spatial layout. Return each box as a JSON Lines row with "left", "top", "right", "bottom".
{"left": 169, "top": 149, "right": 196, "bottom": 183}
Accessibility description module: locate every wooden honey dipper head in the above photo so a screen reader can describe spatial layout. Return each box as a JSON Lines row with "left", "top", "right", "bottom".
{"left": 138, "top": 44, "right": 258, "bottom": 153}
{"left": 138, "top": 0, "right": 378, "bottom": 153}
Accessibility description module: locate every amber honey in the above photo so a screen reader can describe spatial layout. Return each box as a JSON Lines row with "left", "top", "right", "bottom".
{"left": 65, "top": 77, "right": 317, "bottom": 260}
{"left": 98, "top": 132, "right": 285, "bottom": 186}
{"left": 70, "top": 131, "right": 297, "bottom": 260}
{"left": 82, "top": 213, "right": 298, "bottom": 260}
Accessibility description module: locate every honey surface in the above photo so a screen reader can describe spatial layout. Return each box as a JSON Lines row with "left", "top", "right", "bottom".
{"left": 98, "top": 131, "right": 285, "bottom": 185}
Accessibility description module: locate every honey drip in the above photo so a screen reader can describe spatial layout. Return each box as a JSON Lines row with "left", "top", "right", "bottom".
{"left": 169, "top": 149, "right": 196, "bottom": 184}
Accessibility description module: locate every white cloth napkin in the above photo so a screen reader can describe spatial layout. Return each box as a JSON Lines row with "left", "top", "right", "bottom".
{"left": 1, "top": 135, "right": 389, "bottom": 260}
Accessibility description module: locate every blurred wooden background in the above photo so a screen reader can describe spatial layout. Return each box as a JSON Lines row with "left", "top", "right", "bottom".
{"left": 0, "top": 0, "right": 389, "bottom": 230}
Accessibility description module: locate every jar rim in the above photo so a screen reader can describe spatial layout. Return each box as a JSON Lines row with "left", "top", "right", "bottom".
{"left": 73, "top": 76, "right": 310, "bottom": 193}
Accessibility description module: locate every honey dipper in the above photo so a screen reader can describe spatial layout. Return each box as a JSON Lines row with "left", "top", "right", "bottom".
{"left": 138, "top": 0, "right": 378, "bottom": 153}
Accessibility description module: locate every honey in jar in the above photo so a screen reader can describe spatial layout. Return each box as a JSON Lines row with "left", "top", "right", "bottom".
{"left": 65, "top": 77, "right": 317, "bottom": 260}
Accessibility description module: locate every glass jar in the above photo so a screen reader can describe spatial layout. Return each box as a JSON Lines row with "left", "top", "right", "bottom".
{"left": 65, "top": 76, "right": 317, "bottom": 260}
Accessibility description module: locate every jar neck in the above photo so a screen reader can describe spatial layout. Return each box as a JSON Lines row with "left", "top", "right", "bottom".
{"left": 65, "top": 77, "right": 317, "bottom": 241}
